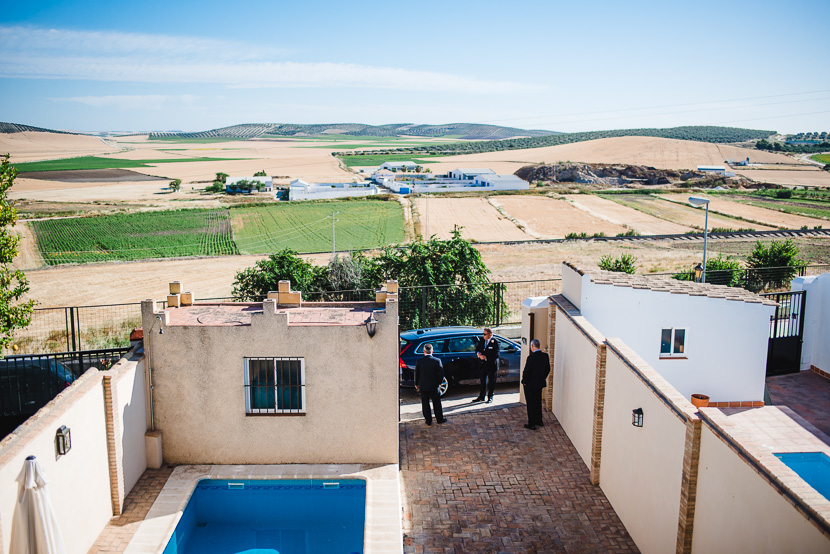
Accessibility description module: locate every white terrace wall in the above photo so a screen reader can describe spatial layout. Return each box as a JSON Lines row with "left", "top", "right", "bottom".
{"left": 114, "top": 351, "right": 148, "bottom": 497}
{"left": 0, "top": 350, "right": 148, "bottom": 554}
{"left": 693, "top": 423, "right": 829, "bottom": 553}
{"left": 600, "top": 339, "right": 693, "bottom": 554}
{"left": 792, "top": 273, "right": 830, "bottom": 373}
{"left": 550, "top": 300, "right": 603, "bottom": 467}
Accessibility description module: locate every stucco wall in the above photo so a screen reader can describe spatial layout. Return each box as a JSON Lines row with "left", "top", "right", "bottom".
{"left": 693, "top": 425, "right": 830, "bottom": 553}
{"left": 551, "top": 310, "right": 601, "bottom": 466}
{"left": 143, "top": 300, "right": 399, "bottom": 465}
{"left": 578, "top": 279, "right": 773, "bottom": 402}
{"left": 114, "top": 353, "right": 148, "bottom": 495}
{"left": 519, "top": 297, "right": 551, "bottom": 405}
{"left": 792, "top": 273, "right": 830, "bottom": 373}
{"left": 0, "top": 370, "right": 113, "bottom": 554}
{"left": 599, "top": 342, "right": 688, "bottom": 554}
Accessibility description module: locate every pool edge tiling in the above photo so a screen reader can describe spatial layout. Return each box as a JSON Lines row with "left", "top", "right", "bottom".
{"left": 123, "top": 464, "right": 403, "bottom": 554}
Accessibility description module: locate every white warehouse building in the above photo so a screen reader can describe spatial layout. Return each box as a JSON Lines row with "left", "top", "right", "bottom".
{"left": 289, "top": 179, "right": 380, "bottom": 201}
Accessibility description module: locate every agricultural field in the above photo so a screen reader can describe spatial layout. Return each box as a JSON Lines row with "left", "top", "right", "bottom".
{"left": 231, "top": 200, "right": 405, "bottom": 254}
{"left": 411, "top": 197, "right": 532, "bottom": 242}
{"left": 12, "top": 155, "right": 245, "bottom": 172}
{"left": 31, "top": 209, "right": 238, "bottom": 264}
{"left": 810, "top": 154, "right": 830, "bottom": 164}
{"left": 597, "top": 194, "right": 776, "bottom": 231}
{"left": 658, "top": 193, "right": 829, "bottom": 228}
{"left": 339, "top": 153, "right": 445, "bottom": 168}
{"left": 491, "top": 196, "right": 629, "bottom": 238}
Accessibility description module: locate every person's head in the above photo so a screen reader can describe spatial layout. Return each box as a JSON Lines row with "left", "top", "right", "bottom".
{"left": 423, "top": 343, "right": 433, "bottom": 356}
{"left": 482, "top": 328, "right": 492, "bottom": 340}
{"left": 530, "top": 338, "right": 541, "bottom": 351}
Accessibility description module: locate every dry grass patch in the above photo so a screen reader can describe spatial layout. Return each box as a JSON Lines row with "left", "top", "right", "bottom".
{"left": 492, "top": 196, "right": 628, "bottom": 238}
{"left": 658, "top": 193, "right": 828, "bottom": 229}
{"left": 412, "top": 197, "right": 531, "bottom": 241}
{"left": 602, "top": 195, "right": 776, "bottom": 231}
{"left": 562, "top": 194, "right": 692, "bottom": 235}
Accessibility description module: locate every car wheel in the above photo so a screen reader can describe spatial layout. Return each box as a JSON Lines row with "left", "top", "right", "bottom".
{"left": 437, "top": 377, "right": 450, "bottom": 397}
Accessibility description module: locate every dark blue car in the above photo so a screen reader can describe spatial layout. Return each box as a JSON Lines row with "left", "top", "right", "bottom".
{"left": 399, "top": 327, "right": 522, "bottom": 396}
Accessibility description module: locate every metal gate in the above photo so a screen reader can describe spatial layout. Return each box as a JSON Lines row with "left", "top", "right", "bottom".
{"left": 762, "top": 290, "right": 806, "bottom": 376}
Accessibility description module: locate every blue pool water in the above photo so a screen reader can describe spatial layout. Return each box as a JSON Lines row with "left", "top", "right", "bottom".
{"left": 163, "top": 479, "right": 366, "bottom": 554}
{"left": 775, "top": 452, "right": 830, "bottom": 501}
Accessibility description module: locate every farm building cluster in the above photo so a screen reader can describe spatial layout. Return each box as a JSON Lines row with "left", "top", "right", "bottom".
{"left": 288, "top": 161, "right": 528, "bottom": 201}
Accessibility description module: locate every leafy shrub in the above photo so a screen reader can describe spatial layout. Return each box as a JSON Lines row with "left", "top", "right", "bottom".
{"left": 672, "top": 255, "right": 743, "bottom": 286}
{"left": 616, "top": 229, "right": 639, "bottom": 237}
{"left": 745, "top": 239, "right": 802, "bottom": 291}
{"left": 598, "top": 253, "right": 636, "bottom": 274}
{"left": 776, "top": 189, "right": 792, "bottom": 199}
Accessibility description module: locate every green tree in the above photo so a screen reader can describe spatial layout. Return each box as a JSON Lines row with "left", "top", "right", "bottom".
{"left": 672, "top": 255, "right": 743, "bottom": 287}
{"left": 745, "top": 239, "right": 802, "bottom": 291}
{"left": 0, "top": 155, "right": 35, "bottom": 354}
{"left": 169, "top": 179, "right": 181, "bottom": 192}
{"left": 232, "top": 248, "right": 324, "bottom": 301}
{"left": 254, "top": 170, "right": 267, "bottom": 177}
{"left": 598, "top": 253, "right": 636, "bottom": 274}
{"left": 215, "top": 172, "right": 229, "bottom": 183}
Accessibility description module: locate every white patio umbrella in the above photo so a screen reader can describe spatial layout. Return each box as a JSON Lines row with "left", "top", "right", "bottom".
{"left": 11, "top": 456, "right": 67, "bottom": 554}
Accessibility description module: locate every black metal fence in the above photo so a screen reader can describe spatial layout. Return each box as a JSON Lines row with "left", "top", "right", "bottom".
{"left": 0, "top": 347, "right": 132, "bottom": 417}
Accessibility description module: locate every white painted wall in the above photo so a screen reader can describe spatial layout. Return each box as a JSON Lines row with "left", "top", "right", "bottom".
{"left": 575, "top": 275, "right": 773, "bottom": 403}
{"left": 599, "top": 346, "right": 689, "bottom": 554}
{"left": 792, "top": 273, "right": 830, "bottom": 372}
{"left": 551, "top": 312, "right": 601, "bottom": 466}
{"left": 114, "top": 355, "right": 148, "bottom": 495}
{"left": 289, "top": 181, "right": 379, "bottom": 201}
{"left": 0, "top": 372, "right": 113, "bottom": 554}
{"left": 693, "top": 425, "right": 830, "bottom": 553}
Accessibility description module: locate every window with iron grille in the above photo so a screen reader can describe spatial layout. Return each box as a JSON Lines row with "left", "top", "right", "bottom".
{"left": 244, "top": 357, "right": 305, "bottom": 414}
{"left": 659, "top": 328, "right": 687, "bottom": 358}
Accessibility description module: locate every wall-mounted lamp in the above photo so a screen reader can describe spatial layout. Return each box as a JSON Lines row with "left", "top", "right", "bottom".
{"left": 55, "top": 425, "right": 71, "bottom": 456}
{"left": 693, "top": 262, "right": 704, "bottom": 283}
{"left": 365, "top": 312, "right": 378, "bottom": 338}
{"left": 632, "top": 408, "right": 644, "bottom": 428}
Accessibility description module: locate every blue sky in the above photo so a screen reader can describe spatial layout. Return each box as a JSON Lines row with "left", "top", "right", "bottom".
{"left": 1, "top": 0, "right": 828, "bottom": 134}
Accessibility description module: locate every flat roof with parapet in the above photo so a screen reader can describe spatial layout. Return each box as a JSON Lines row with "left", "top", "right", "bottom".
{"left": 564, "top": 262, "right": 778, "bottom": 306}
{"left": 164, "top": 302, "right": 377, "bottom": 326}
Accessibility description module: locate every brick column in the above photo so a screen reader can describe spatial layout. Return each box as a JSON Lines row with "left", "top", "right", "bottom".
{"left": 676, "top": 416, "right": 702, "bottom": 554}
{"left": 102, "top": 375, "right": 124, "bottom": 515}
{"left": 589, "top": 343, "right": 607, "bottom": 486}
{"left": 545, "top": 302, "right": 557, "bottom": 412}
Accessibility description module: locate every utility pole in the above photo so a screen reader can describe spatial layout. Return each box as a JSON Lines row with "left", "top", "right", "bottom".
{"left": 328, "top": 208, "right": 339, "bottom": 258}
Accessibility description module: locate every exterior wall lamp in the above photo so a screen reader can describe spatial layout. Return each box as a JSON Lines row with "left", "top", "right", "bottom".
{"left": 55, "top": 425, "right": 71, "bottom": 456}
{"left": 632, "top": 408, "right": 644, "bottom": 428}
{"left": 693, "top": 263, "right": 704, "bottom": 283}
{"left": 365, "top": 312, "right": 378, "bottom": 338}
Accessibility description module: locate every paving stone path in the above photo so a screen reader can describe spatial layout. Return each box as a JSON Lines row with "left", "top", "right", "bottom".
{"left": 400, "top": 404, "right": 638, "bottom": 553}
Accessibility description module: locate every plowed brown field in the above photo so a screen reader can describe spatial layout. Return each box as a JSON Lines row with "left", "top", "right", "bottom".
{"left": 602, "top": 195, "right": 776, "bottom": 231}
{"left": 562, "top": 195, "right": 692, "bottom": 235}
{"left": 490, "top": 196, "right": 628, "bottom": 238}
{"left": 658, "top": 193, "right": 828, "bottom": 229}
{"left": 412, "top": 197, "right": 531, "bottom": 241}
{"left": 0, "top": 132, "right": 118, "bottom": 162}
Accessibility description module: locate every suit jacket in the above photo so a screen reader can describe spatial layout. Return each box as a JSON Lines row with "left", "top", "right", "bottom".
{"left": 521, "top": 349, "right": 551, "bottom": 389}
{"left": 415, "top": 355, "right": 444, "bottom": 392}
{"left": 475, "top": 336, "right": 500, "bottom": 371}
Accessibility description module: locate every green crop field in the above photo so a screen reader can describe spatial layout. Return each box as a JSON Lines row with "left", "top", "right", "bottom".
{"left": 231, "top": 200, "right": 405, "bottom": 254}
{"left": 13, "top": 155, "right": 245, "bottom": 172}
{"left": 338, "top": 153, "right": 445, "bottom": 168}
{"left": 146, "top": 137, "right": 250, "bottom": 143}
{"left": 32, "top": 209, "right": 238, "bottom": 264}
{"left": 811, "top": 154, "right": 830, "bottom": 164}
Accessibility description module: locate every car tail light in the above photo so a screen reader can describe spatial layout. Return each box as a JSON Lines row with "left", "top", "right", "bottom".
{"left": 400, "top": 357, "right": 407, "bottom": 369}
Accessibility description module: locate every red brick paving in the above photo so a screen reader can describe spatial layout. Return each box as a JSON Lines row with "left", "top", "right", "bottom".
{"left": 400, "top": 405, "right": 638, "bottom": 553}
{"left": 766, "top": 370, "right": 830, "bottom": 444}
{"left": 89, "top": 466, "right": 174, "bottom": 553}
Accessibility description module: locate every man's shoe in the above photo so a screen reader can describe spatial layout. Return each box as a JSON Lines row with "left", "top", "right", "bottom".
{"left": 524, "top": 424, "right": 537, "bottom": 430}
{"left": 485, "top": 397, "right": 493, "bottom": 403}
{"left": 426, "top": 421, "right": 432, "bottom": 426}
{"left": 472, "top": 397, "right": 485, "bottom": 403}
{"left": 536, "top": 421, "right": 545, "bottom": 427}
{"left": 436, "top": 419, "right": 447, "bottom": 424}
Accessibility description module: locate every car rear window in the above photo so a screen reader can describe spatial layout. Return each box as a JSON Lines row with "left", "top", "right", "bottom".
{"left": 415, "top": 340, "right": 447, "bottom": 354}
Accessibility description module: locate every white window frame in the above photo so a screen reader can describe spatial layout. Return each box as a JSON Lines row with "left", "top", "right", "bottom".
{"left": 659, "top": 328, "right": 688, "bottom": 358}
{"left": 243, "top": 357, "right": 306, "bottom": 415}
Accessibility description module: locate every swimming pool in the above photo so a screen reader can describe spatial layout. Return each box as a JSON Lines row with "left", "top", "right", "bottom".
{"left": 775, "top": 452, "right": 830, "bottom": 502}
{"left": 163, "top": 479, "right": 366, "bottom": 554}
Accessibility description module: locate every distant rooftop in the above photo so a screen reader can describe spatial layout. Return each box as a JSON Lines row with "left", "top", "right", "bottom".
{"left": 564, "top": 262, "right": 778, "bottom": 306}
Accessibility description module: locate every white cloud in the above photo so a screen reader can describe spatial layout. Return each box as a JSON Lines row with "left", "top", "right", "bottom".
{"left": 0, "top": 25, "right": 546, "bottom": 94}
{"left": 56, "top": 94, "right": 200, "bottom": 111}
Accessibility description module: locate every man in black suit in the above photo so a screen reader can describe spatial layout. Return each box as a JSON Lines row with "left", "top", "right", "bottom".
{"left": 522, "top": 339, "right": 551, "bottom": 430}
{"left": 473, "top": 327, "right": 500, "bottom": 403}
{"left": 415, "top": 343, "right": 446, "bottom": 426}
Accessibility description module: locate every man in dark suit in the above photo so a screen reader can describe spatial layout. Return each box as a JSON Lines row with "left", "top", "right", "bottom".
{"left": 522, "top": 339, "right": 551, "bottom": 430}
{"left": 415, "top": 343, "right": 446, "bottom": 426}
{"left": 473, "top": 327, "right": 500, "bottom": 403}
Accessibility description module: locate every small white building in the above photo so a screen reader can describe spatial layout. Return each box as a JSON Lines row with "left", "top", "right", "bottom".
{"left": 560, "top": 262, "right": 777, "bottom": 402}
{"left": 226, "top": 176, "right": 272, "bottom": 193}
{"left": 449, "top": 168, "right": 496, "bottom": 180}
{"left": 791, "top": 273, "right": 830, "bottom": 373}
{"left": 379, "top": 161, "right": 419, "bottom": 172}
{"left": 697, "top": 166, "right": 736, "bottom": 177}
{"left": 289, "top": 179, "right": 379, "bottom": 201}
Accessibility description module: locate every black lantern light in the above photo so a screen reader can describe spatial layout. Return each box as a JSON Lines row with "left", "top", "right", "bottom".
{"left": 632, "top": 408, "right": 644, "bottom": 428}
{"left": 365, "top": 312, "right": 378, "bottom": 338}
{"left": 693, "top": 263, "right": 704, "bottom": 283}
{"left": 55, "top": 425, "right": 71, "bottom": 456}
